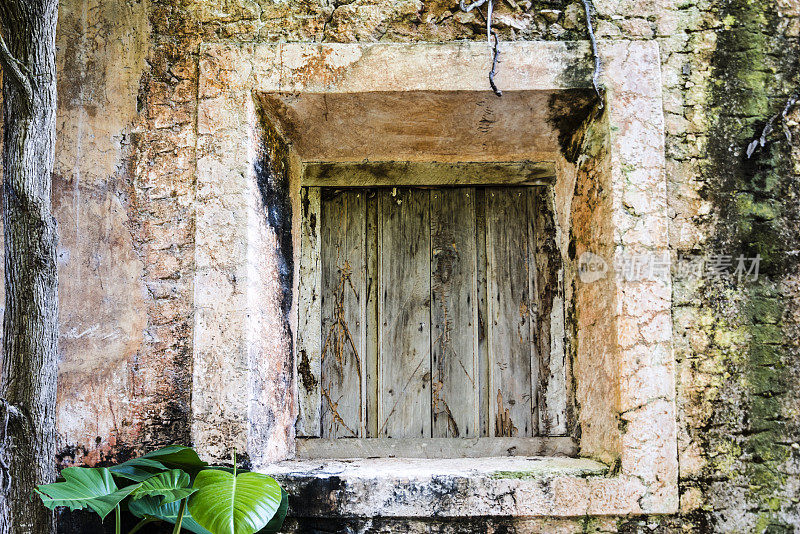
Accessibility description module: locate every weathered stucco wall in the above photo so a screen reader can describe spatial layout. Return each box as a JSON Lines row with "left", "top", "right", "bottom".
{"left": 34, "top": 0, "right": 800, "bottom": 531}
{"left": 49, "top": 0, "right": 151, "bottom": 464}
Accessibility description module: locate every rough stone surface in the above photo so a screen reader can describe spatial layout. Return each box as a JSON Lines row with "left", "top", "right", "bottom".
{"left": 267, "top": 457, "right": 610, "bottom": 518}
{"left": 17, "top": 0, "right": 800, "bottom": 531}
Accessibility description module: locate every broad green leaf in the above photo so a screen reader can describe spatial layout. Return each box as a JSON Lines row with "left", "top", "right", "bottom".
{"left": 109, "top": 458, "right": 169, "bottom": 482}
{"left": 141, "top": 446, "right": 208, "bottom": 471}
{"left": 131, "top": 469, "right": 196, "bottom": 505}
{"left": 35, "top": 467, "right": 140, "bottom": 520}
{"left": 110, "top": 446, "right": 208, "bottom": 481}
{"left": 129, "top": 496, "right": 211, "bottom": 534}
{"left": 258, "top": 488, "right": 288, "bottom": 534}
{"left": 188, "top": 470, "right": 282, "bottom": 534}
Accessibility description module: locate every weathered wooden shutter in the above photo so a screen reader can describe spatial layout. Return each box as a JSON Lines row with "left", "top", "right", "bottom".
{"left": 297, "top": 186, "right": 566, "bottom": 441}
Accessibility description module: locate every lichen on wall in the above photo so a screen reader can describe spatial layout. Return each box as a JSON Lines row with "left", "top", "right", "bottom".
{"left": 673, "top": 0, "right": 800, "bottom": 531}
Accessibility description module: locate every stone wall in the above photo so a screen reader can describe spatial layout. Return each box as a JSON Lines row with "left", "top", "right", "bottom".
{"left": 39, "top": 0, "right": 800, "bottom": 531}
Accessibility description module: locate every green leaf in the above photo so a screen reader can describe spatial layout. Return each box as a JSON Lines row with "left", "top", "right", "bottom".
{"left": 110, "top": 446, "right": 208, "bottom": 481}
{"left": 131, "top": 469, "right": 196, "bottom": 505}
{"left": 109, "top": 459, "right": 169, "bottom": 482}
{"left": 143, "top": 446, "right": 208, "bottom": 470}
{"left": 129, "top": 496, "right": 212, "bottom": 534}
{"left": 35, "top": 467, "right": 140, "bottom": 520}
{"left": 258, "top": 488, "right": 288, "bottom": 534}
{"left": 188, "top": 470, "right": 283, "bottom": 534}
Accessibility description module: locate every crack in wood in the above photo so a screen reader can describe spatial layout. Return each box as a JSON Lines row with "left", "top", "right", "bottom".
{"left": 321, "top": 385, "right": 356, "bottom": 437}
{"left": 432, "top": 380, "right": 460, "bottom": 438}
{"left": 495, "top": 390, "right": 518, "bottom": 437}
{"left": 321, "top": 259, "right": 363, "bottom": 437}
{"left": 432, "top": 276, "right": 461, "bottom": 438}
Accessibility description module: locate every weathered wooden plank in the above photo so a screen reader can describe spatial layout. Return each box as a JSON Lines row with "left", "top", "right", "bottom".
{"left": 296, "top": 187, "right": 322, "bottom": 437}
{"left": 532, "top": 187, "right": 568, "bottom": 435}
{"left": 321, "top": 190, "right": 366, "bottom": 437}
{"left": 476, "top": 189, "right": 490, "bottom": 438}
{"left": 365, "top": 192, "right": 380, "bottom": 437}
{"left": 430, "top": 188, "right": 479, "bottom": 438}
{"left": 296, "top": 437, "right": 578, "bottom": 459}
{"left": 378, "top": 188, "right": 431, "bottom": 438}
{"left": 303, "top": 161, "right": 555, "bottom": 187}
{"left": 486, "top": 188, "right": 536, "bottom": 437}
{"left": 527, "top": 189, "right": 541, "bottom": 431}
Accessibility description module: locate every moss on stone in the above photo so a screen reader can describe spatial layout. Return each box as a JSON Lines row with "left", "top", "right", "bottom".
{"left": 695, "top": 0, "right": 800, "bottom": 528}
{"left": 490, "top": 470, "right": 541, "bottom": 480}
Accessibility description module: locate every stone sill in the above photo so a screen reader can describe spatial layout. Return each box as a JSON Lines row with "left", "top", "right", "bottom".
{"left": 264, "top": 457, "right": 618, "bottom": 518}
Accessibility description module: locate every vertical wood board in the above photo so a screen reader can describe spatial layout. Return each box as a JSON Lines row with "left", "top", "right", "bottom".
{"left": 526, "top": 188, "right": 541, "bottom": 432}
{"left": 378, "top": 188, "right": 432, "bottom": 438}
{"left": 296, "top": 187, "right": 322, "bottom": 437}
{"left": 320, "top": 190, "right": 366, "bottom": 437}
{"left": 365, "top": 192, "right": 380, "bottom": 437}
{"left": 532, "top": 187, "right": 568, "bottom": 435}
{"left": 475, "top": 189, "right": 490, "bottom": 437}
{"left": 486, "top": 188, "right": 535, "bottom": 437}
{"left": 430, "top": 188, "right": 479, "bottom": 438}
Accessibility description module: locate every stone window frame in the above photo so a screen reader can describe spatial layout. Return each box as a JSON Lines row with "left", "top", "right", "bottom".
{"left": 194, "top": 41, "right": 677, "bottom": 517}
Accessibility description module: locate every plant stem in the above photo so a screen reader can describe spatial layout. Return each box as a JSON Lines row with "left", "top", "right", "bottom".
{"left": 128, "top": 518, "right": 155, "bottom": 534}
{"left": 115, "top": 505, "right": 121, "bottom": 534}
{"left": 173, "top": 499, "right": 187, "bottom": 534}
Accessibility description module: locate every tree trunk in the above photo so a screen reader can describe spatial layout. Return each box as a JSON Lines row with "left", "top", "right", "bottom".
{"left": 0, "top": 1, "right": 59, "bottom": 533}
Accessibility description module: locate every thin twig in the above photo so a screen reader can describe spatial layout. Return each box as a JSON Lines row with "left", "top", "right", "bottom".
{"left": 747, "top": 90, "right": 799, "bottom": 158}
{"left": 0, "top": 31, "right": 33, "bottom": 106}
{"left": 582, "top": 0, "right": 603, "bottom": 108}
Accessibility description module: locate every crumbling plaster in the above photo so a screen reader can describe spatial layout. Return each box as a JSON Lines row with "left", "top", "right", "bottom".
{"left": 0, "top": 0, "right": 152, "bottom": 466}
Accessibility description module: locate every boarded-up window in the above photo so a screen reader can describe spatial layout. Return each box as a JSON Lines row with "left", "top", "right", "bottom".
{"left": 297, "top": 186, "right": 568, "bottom": 455}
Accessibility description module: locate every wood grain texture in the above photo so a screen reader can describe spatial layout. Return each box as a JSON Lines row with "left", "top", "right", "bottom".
{"left": 486, "top": 188, "right": 536, "bottom": 437}
{"left": 365, "top": 192, "right": 380, "bottom": 437}
{"left": 378, "top": 189, "right": 431, "bottom": 438}
{"left": 527, "top": 189, "right": 541, "bottom": 431}
{"left": 532, "top": 187, "right": 567, "bottom": 435}
{"left": 321, "top": 190, "right": 366, "bottom": 437}
{"left": 296, "top": 187, "right": 322, "bottom": 437}
{"left": 476, "top": 189, "right": 490, "bottom": 438}
{"left": 303, "top": 161, "right": 555, "bottom": 187}
{"left": 430, "top": 188, "right": 479, "bottom": 438}
{"left": 302, "top": 184, "right": 567, "bottom": 447}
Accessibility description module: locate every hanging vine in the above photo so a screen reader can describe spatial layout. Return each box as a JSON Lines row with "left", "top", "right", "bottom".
{"left": 459, "top": 0, "right": 502, "bottom": 97}
{"left": 582, "top": 0, "right": 604, "bottom": 107}
{"left": 459, "top": 0, "right": 604, "bottom": 103}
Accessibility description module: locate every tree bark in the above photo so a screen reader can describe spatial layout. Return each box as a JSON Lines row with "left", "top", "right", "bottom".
{"left": 0, "top": 1, "right": 59, "bottom": 533}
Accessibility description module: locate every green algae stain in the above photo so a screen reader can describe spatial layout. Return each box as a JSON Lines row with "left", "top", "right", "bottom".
{"left": 490, "top": 470, "right": 540, "bottom": 480}
{"left": 699, "top": 0, "right": 799, "bottom": 529}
